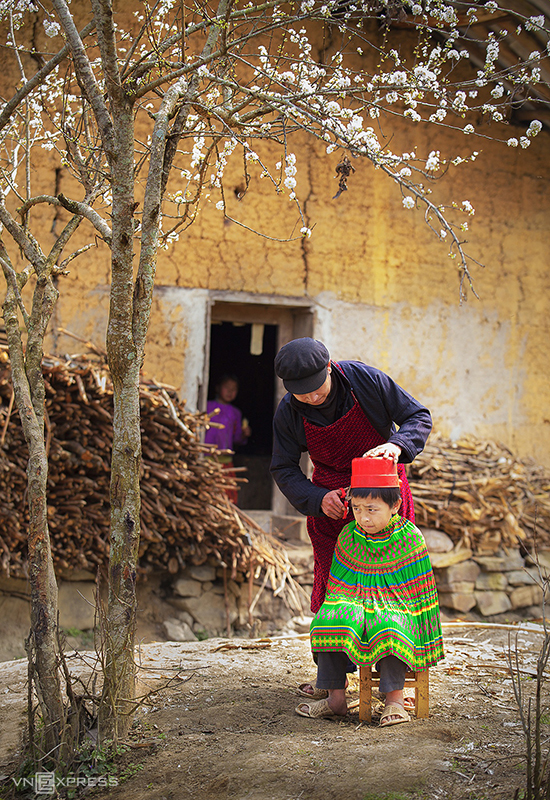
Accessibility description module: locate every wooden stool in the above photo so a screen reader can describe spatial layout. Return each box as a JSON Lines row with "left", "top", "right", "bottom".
{"left": 359, "top": 665, "right": 429, "bottom": 722}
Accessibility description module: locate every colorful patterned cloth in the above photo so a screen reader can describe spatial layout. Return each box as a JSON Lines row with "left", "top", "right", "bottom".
{"left": 310, "top": 514, "right": 444, "bottom": 670}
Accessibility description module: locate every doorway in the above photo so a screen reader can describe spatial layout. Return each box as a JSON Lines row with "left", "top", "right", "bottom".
{"left": 206, "top": 297, "right": 314, "bottom": 512}
{"left": 207, "top": 321, "right": 277, "bottom": 508}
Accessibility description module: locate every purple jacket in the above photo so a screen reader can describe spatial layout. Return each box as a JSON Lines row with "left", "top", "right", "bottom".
{"left": 205, "top": 401, "right": 248, "bottom": 451}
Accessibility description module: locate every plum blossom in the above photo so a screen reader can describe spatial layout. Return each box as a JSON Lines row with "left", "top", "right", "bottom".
{"left": 402, "top": 196, "right": 415, "bottom": 209}
{"left": 43, "top": 19, "right": 61, "bottom": 37}
{"left": 525, "top": 15, "right": 544, "bottom": 31}
{"left": 425, "top": 151, "right": 440, "bottom": 171}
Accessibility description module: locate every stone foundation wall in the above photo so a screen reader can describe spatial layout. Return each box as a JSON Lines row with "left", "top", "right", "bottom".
{"left": 425, "top": 529, "right": 545, "bottom": 618}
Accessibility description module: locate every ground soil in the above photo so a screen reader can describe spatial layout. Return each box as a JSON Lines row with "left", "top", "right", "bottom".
{"left": 0, "top": 623, "right": 546, "bottom": 800}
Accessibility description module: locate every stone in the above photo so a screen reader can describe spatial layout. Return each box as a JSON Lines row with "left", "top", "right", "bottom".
{"left": 437, "top": 592, "right": 477, "bottom": 613}
{"left": 436, "top": 581, "right": 475, "bottom": 594}
{"left": 473, "top": 556, "right": 506, "bottom": 572}
{"left": 173, "top": 578, "right": 202, "bottom": 598}
{"left": 228, "top": 580, "right": 241, "bottom": 598}
{"left": 0, "top": 595, "right": 30, "bottom": 661}
{"left": 474, "top": 550, "right": 525, "bottom": 572}
{"left": 474, "top": 591, "right": 512, "bottom": 616}
{"left": 443, "top": 560, "right": 481, "bottom": 584}
{"left": 500, "top": 550, "right": 526, "bottom": 571}
{"left": 510, "top": 585, "right": 543, "bottom": 609}
{"left": 506, "top": 568, "right": 538, "bottom": 586}
{"left": 58, "top": 581, "right": 96, "bottom": 630}
{"left": 163, "top": 617, "right": 198, "bottom": 642}
{"left": 291, "top": 615, "right": 314, "bottom": 634}
{"left": 526, "top": 551, "right": 550, "bottom": 569}
{"left": 178, "top": 589, "right": 238, "bottom": 632}
{"left": 172, "top": 609, "right": 194, "bottom": 628}
{"left": 421, "top": 528, "right": 454, "bottom": 553}
{"left": 188, "top": 565, "right": 217, "bottom": 582}
{"left": 475, "top": 572, "right": 508, "bottom": 591}
{"left": 429, "top": 549, "right": 473, "bottom": 569}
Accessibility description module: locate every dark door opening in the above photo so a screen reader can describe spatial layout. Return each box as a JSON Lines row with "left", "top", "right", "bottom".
{"left": 208, "top": 321, "right": 277, "bottom": 509}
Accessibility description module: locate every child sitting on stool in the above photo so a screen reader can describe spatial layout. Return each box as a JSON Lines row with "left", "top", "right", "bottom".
{"left": 297, "top": 456, "right": 444, "bottom": 726}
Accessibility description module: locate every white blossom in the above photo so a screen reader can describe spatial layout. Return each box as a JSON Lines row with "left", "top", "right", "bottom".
{"left": 462, "top": 200, "right": 475, "bottom": 215}
{"left": 425, "top": 150, "right": 440, "bottom": 171}
{"left": 527, "top": 120, "right": 542, "bottom": 137}
{"left": 43, "top": 19, "right": 61, "bottom": 37}
{"left": 300, "top": 226, "right": 312, "bottom": 237}
{"left": 402, "top": 196, "right": 415, "bottom": 209}
{"left": 507, "top": 137, "right": 519, "bottom": 147}
{"left": 525, "top": 15, "right": 544, "bottom": 31}
{"left": 520, "top": 136, "right": 531, "bottom": 148}
{"left": 404, "top": 108, "right": 421, "bottom": 122}
{"left": 463, "top": 124, "right": 475, "bottom": 134}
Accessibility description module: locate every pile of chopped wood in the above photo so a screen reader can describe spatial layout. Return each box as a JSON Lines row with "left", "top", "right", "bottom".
{"left": 407, "top": 432, "right": 550, "bottom": 554}
{"left": 0, "top": 338, "right": 306, "bottom": 612}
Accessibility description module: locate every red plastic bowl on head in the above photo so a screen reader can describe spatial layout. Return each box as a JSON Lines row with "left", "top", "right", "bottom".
{"left": 350, "top": 456, "right": 399, "bottom": 488}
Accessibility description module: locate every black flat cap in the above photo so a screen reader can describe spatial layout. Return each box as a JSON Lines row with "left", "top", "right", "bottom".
{"left": 274, "top": 338, "right": 330, "bottom": 394}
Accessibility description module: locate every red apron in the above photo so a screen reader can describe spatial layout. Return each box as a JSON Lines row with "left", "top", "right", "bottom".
{"left": 304, "top": 397, "right": 414, "bottom": 613}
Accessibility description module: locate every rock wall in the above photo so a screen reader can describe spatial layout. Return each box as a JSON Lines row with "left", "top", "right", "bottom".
{"left": 426, "top": 529, "right": 545, "bottom": 619}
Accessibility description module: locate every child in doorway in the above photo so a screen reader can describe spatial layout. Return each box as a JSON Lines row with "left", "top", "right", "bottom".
{"left": 296, "top": 456, "right": 444, "bottom": 726}
{"left": 205, "top": 374, "right": 251, "bottom": 503}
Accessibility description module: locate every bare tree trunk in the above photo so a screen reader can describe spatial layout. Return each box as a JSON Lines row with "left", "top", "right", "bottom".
{"left": 2, "top": 261, "right": 64, "bottom": 761}
{"left": 99, "top": 100, "right": 142, "bottom": 741}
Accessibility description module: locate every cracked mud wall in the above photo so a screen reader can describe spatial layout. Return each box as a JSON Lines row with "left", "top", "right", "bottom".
{"left": 41, "top": 120, "right": 550, "bottom": 468}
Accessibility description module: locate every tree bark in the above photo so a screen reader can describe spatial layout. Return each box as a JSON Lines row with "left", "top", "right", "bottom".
{"left": 99, "top": 97, "right": 142, "bottom": 740}
{"left": 2, "top": 264, "right": 64, "bottom": 761}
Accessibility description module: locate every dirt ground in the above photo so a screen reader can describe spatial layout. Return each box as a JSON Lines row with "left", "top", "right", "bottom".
{"left": 0, "top": 622, "right": 547, "bottom": 800}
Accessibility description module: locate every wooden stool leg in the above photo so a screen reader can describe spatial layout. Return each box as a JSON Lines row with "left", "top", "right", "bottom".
{"left": 415, "top": 670, "right": 429, "bottom": 718}
{"left": 359, "top": 665, "right": 373, "bottom": 723}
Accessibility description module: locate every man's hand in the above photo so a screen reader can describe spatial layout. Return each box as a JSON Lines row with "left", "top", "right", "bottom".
{"left": 363, "top": 443, "right": 402, "bottom": 463}
{"left": 321, "top": 489, "right": 346, "bottom": 519}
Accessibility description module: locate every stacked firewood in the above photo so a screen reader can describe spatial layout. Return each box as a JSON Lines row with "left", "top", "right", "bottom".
{"left": 0, "top": 340, "right": 305, "bottom": 612}
{"left": 408, "top": 432, "right": 550, "bottom": 553}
